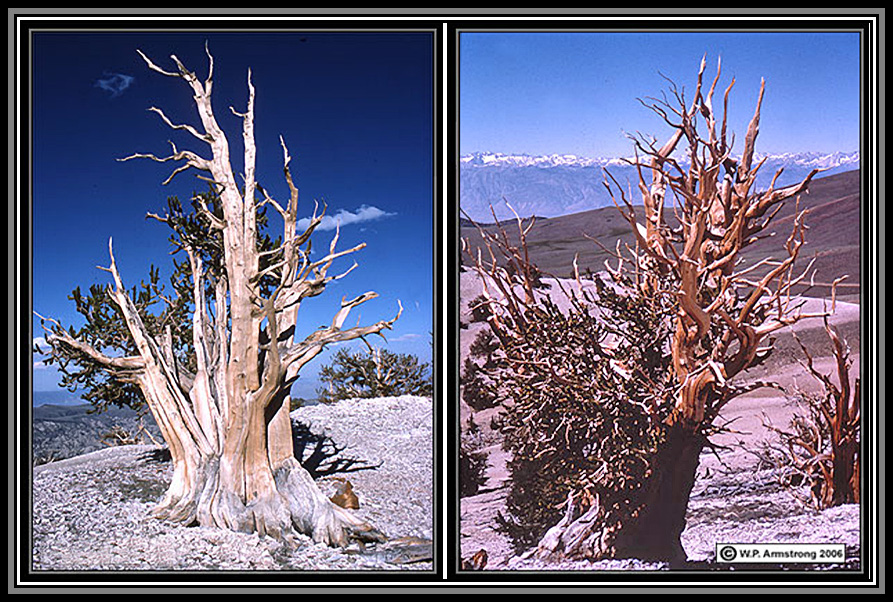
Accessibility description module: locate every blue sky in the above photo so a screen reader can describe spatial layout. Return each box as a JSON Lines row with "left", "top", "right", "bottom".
{"left": 460, "top": 31, "right": 861, "bottom": 158}
{"left": 30, "top": 31, "right": 435, "bottom": 399}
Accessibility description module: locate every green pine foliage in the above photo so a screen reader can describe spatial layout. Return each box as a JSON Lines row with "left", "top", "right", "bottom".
{"left": 460, "top": 416, "right": 489, "bottom": 498}
{"left": 492, "top": 272, "right": 677, "bottom": 550}
{"left": 36, "top": 189, "right": 280, "bottom": 414}
{"left": 316, "top": 347, "right": 433, "bottom": 403}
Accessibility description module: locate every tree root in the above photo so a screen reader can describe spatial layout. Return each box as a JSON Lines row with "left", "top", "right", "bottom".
{"left": 274, "top": 458, "right": 387, "bottom": 546}
{"left": 151, "top": 455, "right": 386, "bottom": 547}
{"left": 536, "top": 494, "right": 614, "bottom": 561}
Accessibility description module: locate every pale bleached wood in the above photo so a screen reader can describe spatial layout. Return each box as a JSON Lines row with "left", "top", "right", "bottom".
{"left": 42, "top": 47, "right": 398, "bottom": 546}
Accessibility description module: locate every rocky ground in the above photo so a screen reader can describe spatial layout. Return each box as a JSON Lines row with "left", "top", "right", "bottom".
{"left": 459, "top": 420, "right": 862, "bottom": 572}
{"left": 30, "top": 395, "right": 434, "bottom": 573}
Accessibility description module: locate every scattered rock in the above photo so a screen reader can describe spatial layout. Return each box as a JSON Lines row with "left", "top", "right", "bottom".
{"left": 31, "top": 395, "right": 434, "bottom": 572}
{"left": 330, "top": 478, "right": 360, "bottom": 509}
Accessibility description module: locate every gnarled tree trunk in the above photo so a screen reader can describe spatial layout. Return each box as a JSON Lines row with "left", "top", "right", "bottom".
{"left": 465, "top": 55, "right": 842, "bottom": 563}
{"left": 537, "top": 426, "right": 705, "bottom": 563}
{"left": 41, "top": 47, "right": 400, "bottom": 546}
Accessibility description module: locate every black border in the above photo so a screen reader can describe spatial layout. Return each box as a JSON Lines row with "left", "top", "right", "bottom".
{"left": 14, "top": 15, "right": 444, "bottom": 587}
{"left": 10, "top": 9, "right": 884, "bottom": 593}
{"left": 447, "top": 16, "right": 880, "bottom": 588}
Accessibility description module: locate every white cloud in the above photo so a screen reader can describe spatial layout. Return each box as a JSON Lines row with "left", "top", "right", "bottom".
{"left": 390, "top": 333, "right": 422, "bottom": 342}
{"left": 297, "top": 205, "right": 395, "bottom": 233}
{"left": 95, "top": 72, "right": 135, "bottom": 97}
{"left": 33, "top": 337, "right": 49, "bottom": 353}
{"left": 33, "top": 338, "right": 51, "bottom": 367}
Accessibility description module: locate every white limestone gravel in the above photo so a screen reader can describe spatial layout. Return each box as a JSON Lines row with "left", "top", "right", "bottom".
{"left": 31, "top": 395, "right": 434, "bottom": 573}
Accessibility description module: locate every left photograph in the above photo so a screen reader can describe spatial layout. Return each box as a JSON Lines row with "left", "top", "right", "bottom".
{"left": 25, "top": 28, "right": 436, "bottom": 574}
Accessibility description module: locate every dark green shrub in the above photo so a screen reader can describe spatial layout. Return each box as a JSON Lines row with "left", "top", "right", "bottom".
{"left": 317, "top": 347, "right": 432, "bottom": 403}
{"left": 492, "top": 272, "right": 676, "bottom": 551}
{"left": 459, "top": 417, "right": 488, "bottom": 498}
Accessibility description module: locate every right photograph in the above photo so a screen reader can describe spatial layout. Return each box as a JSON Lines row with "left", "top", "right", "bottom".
{"left": 456, "top": 27, "right": 868, "bottom": 575}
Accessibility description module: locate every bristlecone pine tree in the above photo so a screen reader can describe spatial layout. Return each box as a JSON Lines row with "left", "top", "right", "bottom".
{"left": 316, "top": 346, "right": 432, "bottom": 403}
{"left": 465, "top": 55, "right": 846, "bottom": 563}
{"left": 762, "top": 316, "right": 860, "bottom": 509}
{"left": 36, "top": 48, "right": 402, "bottom": 545}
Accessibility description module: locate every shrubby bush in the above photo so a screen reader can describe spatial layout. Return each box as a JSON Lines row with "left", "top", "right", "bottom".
{"left": 459, "top": 417, "right": 488, "bottom": 498}
{"left": 490, "top": 272, "right": 677, "bottom": 551}
{"left": 317, "top": 347, "right": 432, "bottom": 403}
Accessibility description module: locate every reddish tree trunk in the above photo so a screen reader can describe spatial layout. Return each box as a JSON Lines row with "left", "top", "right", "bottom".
{"left": 618, "top": 427, "right": 705, "bottom": 562}
{"left": 536, "top": 426, "right": 705, "bottom": 563}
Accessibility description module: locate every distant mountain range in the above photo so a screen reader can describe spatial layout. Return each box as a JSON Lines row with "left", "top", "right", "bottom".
{"left": 460, "top": 168, "right": 861, "bottom": 305}
{"left": 32, "top": 389, "right": 87, "bottom": 407}
{"left": 460, "top": 150, "right": 860, "bottom": 222}
{"left": 32, "top": 403, "right": 162, "bottom": 465}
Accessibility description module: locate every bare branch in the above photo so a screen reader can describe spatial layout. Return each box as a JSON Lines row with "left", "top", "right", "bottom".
{"left": 118, "top": 142, "right": 213, "bottom": 186}
{"left": 147, "top": 106, "right": 209, "bottom": 143}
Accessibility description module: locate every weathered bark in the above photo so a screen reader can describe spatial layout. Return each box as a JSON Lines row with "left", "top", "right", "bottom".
{"left": 41, "top": 47, "right": 401, "bottom": 546}
{"left": 465, "top": 56, "right": 845, "bottom": 563}
{"left": 537, "top": 426, "right": 705, "bottom": 563}
{"left": 605, "top": 57, "right": 836, "bottom": 435}
{"left": 619, "top": 427, "right": 705, "bottom": 562}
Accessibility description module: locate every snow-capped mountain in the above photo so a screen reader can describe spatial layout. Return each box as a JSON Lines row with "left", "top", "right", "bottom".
{"left": 460, "top": 151, "right": 859, "bottom": 222}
